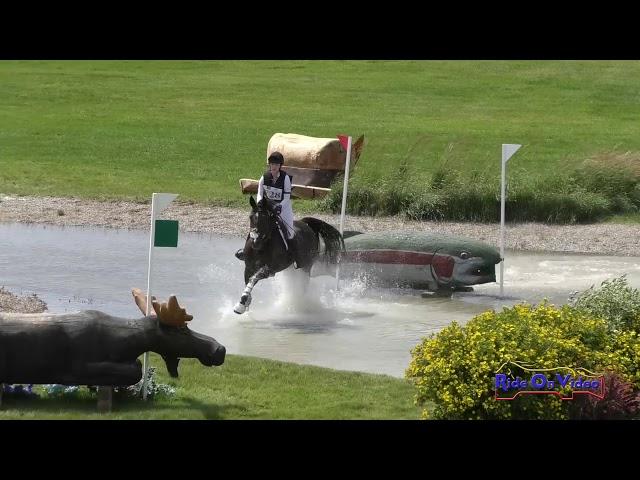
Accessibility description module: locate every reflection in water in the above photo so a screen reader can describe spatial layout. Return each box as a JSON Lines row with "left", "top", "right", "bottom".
{"left": 1, "top": 223, "right": 639, "bottom": 377}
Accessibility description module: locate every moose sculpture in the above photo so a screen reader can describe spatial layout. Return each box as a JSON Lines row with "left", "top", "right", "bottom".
{"left": 0, "top": 288, "right": 225, "bottom": 409}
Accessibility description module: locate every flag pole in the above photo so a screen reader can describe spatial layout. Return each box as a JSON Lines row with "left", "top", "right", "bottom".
{"left": 142, "top": 193, "right": 157, "bottom": 400}
{"left": 141, "top": 192, "right": 178, "bottom": 400}
{"left": 336, "top": 135, "right": 352, "bottom": 291}
{"left": 499, "top": 154, "right": 506, "bottom": 298}
{"left": 500, "top": 144, "right": 521, "bottom": 298}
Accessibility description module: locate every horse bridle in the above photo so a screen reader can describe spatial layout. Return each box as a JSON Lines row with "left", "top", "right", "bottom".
{"left": 250, "top": 203, "right": 275, "bottom": 249}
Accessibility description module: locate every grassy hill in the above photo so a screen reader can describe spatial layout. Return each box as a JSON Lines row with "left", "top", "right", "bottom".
{"left": 1, "top": 60, "right": 638, "bottom": 220}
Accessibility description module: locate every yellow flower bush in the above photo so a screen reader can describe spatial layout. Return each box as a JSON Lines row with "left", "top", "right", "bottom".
{"left": 406, "top": 302, "right": 640, "bottom": 420}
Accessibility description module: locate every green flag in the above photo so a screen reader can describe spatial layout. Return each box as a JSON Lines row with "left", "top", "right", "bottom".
{"left": 154, "top": 219, "right": 179, "bottom": 247}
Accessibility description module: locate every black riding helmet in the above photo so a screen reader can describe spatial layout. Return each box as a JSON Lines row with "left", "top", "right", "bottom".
{"left": 267, "top": 151, "right": 285, "bottom": 165}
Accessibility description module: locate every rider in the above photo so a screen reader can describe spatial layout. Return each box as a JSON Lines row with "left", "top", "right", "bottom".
{"left": 256, "top": 151, "right": 299, "bottom": 265}
{"left": 235, "top": 152, "right": 299, "bottom": 265}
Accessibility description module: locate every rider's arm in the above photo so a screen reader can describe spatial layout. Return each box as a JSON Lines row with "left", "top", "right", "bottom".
{"left": 280, "top": 174, "right": 292, "bottom": 211}
{"left": 256, "top": 175, "right": 264, "bottom": 203}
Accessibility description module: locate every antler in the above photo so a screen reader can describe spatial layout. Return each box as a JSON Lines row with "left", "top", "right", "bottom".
{"left": 132, "top": 288, "right": 157, "bottom": 316}
{"left": 152, "top": 295, "right": 193, "bottom": 327}
{"left": 131, "top": 288, "right": 193, "bottom": 327}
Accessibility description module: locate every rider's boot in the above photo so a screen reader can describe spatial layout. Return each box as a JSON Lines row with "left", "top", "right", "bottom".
{"left": 235, "top": 248, "right": 245, "bottom": 261}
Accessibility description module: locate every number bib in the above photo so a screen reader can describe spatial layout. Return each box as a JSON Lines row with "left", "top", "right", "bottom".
{"left": 264, "top": 185, "right": 283, "bottom": 201}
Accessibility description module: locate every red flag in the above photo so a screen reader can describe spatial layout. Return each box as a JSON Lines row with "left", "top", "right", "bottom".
{"left": 337, "top": 134, "right": 350, "bottom": 151}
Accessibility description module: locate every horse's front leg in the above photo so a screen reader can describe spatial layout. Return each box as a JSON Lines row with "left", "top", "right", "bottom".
{"left": 234, "top": 266, "right": 271, "bottom": 314}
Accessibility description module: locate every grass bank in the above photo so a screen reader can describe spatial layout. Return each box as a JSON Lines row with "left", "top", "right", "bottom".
{"left": 2, "top": 60, "right": 639, "bottom": 221}
{"left": 0, "top": 354, "right": 420, "bottom": 420}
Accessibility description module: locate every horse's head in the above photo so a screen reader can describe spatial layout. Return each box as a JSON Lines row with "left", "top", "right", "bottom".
{"left": 248, "top": 196, "right": 276, "bottom": 251}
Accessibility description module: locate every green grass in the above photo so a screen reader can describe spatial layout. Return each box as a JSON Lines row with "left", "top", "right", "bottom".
{"left": 2, "top": 60, "right": 640, "bottom": 217}
{"left": 605, "top": 212, "right": 640, "bottom": 224}
{"left": 0, "top": 354, "right": 420, "bottom": 420}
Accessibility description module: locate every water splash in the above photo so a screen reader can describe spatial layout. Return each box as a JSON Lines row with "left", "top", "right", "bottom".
{"left": 273, "top": 267, "right": 325, "bottom": 314}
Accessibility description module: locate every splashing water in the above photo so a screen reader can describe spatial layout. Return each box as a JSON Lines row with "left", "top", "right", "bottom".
{"left": 273, "top": 268, "right": 329, "bottom": 314}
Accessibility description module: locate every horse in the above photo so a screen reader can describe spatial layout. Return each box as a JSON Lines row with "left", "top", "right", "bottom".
{"left": 233, "top": 196, "right": 344, "bottom": 314}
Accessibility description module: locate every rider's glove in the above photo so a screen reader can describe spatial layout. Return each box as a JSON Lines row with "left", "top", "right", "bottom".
{"left": 274, "top": 204, "right": 282, "bottom": 215}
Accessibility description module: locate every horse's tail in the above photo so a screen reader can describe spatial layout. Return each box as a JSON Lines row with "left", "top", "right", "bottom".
{"left": 299, "top": 217, "right": 345, "bottom": 264}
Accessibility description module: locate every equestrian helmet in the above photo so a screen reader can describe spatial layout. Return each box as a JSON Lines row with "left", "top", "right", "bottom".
{"left": 267, "top": 152, "right": 285, "bottom": 165}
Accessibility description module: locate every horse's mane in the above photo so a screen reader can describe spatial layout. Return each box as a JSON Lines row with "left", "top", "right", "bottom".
{"left": 257, "top": 197, "right": 275, "bottom": 213}
{"left": 256, "top": 199, "right": 287, "bottom": 239}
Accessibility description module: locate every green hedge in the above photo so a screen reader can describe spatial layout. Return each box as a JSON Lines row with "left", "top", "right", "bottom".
{"left": 406, "top": 277, "right": 640, "bottom": 420}
{"left": 321, "top": 154, "right": 640, "bottom": 224}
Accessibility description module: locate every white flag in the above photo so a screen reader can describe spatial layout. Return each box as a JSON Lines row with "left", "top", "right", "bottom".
{"left": 152, "top": 193, "right": 178, "bottom": 217}
{"left": 502, "top": 144, "right": 522, "bottom": 165}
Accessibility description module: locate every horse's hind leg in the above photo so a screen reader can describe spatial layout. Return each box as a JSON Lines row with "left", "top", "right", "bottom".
{"left": 301, "top": 266, "right": 312, "bottom": 294}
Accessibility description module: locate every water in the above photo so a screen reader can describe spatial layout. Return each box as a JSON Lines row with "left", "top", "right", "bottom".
{"left": 1, "top": 223, "right": 639, "bottom": 377}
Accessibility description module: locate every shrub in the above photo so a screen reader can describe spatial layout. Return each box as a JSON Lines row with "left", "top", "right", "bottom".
{"left": 319, "top": 150, "right": 640, "bottom": 223}
{"left": 406, "top": 302, "right": 640, "bottom": 420}
{"left": 570, "top": 275, "right": 640, "bottom": 333}
{"left": 574, "top": 152, "right": 640, "bottom": 210}
{"left": 404, "top": 191, "right": 446, "bottom": 221}
{"left": 569, "top": 371, "right": 640, "bottom": 420}
{"left": 430, "top": 167, "right": 462, "bottom": 190}
{"left": 437, "top": 181, "right": 497, "bottom": 222}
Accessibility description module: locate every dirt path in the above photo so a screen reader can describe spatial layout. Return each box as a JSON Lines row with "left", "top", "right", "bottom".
{"left": 2, "top": 194, "right": 640, "bottom": 256}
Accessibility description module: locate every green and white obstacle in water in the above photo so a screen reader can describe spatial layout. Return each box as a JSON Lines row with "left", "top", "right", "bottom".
{"left": 314, "top": 230, "right": 501, "bottom": 294}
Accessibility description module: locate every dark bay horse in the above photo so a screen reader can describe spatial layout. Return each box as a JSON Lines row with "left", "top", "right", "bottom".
{"left": 233, "top": 196, "right": 344, "bottom": 314}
